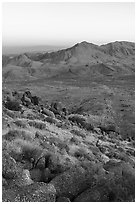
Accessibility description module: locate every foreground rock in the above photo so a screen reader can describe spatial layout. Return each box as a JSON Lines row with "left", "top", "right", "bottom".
{"left": 74, "top": 161, "right": 135, "bottom": 202}
{"left": 50, "top": 165, "right": 94, "bottom": 200}
{"left": 2, "top": 182, "right": 56, "bottom": 202}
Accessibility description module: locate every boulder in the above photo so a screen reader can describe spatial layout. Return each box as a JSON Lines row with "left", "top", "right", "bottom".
{"left": 11, "top": 169, "right": 34, "bottom": 187}
{"left": 2, "top": 153, "right": 22, "bottom": 179}
{"left": 4, "top": 100, "right": 22, "bottom": 111}
{"left": 74, "top": 187, "right": 101, "bottom": 202}
{"left": 42, "top": 168, "right": 53, "bottom": 183}
{"left": 31, "top": 96, "right": 39, "bottom": 105}
{"left": 2, "top": 182, "right": 56, "bottom": 202}
{"left": 50, "top": 166, "right": 93, "bottom": 200}
{"left": 41, "top": 108, "right": 55, "bottom": 118}
{"left": 30, "top": 168, "right": 42, "bottom": 182}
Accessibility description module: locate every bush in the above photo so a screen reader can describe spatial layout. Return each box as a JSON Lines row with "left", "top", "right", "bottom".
{"left": 68, "top": 114, "right": 86, "bottom": 126}
{"left": 13, "top": 139, "right": 43, "bottom": 164}
{"left": 69, "top": 136, "right": 80, "bottom": 145}
{"left": 4, "top": 100, "right": 22, "bottom": 111}
{"left": 45, "top": 117, "right": 58, "bottom": 124}
{"left": 14, "top": 119, "right": 28, "bottom": 128}
{"left": 28, "top": 120, "right": 46, "bottom": 129}
{"left": 68, "top": 114, "right": 93, "bottom": 130}
{"left": 3, "top": 129, "right": 34, "bottom": 141}
{"left": 4, "top": 108, "right": 20, "bottom": 118}
{"left": 47, "top": 137, "right": 69, "bottom": 152}
{"left": 73, "top": 148, "right": 94, "bottom": 161}
{"left": 70, "top": 129, "right": 86, "bottom": 138}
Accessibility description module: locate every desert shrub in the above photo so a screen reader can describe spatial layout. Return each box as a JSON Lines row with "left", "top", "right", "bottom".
{"left": 3, "top": 129, "right": 34, "bottom": 141}
{"left": 3, "top": 129, "right": 21, "bottom": 141}
{"left": 82, "top": 122, "right": 94, "bottom": 131}
{"left": 14, "top": 119, "right": 28, "bottom": 128}
{"left": 45, "top": 116, "right": 57, "bottom": 124}
{"left": 35, "top": 131, "right": 47, "bottom": 141}
{"left": 41, "top": 108, "right": 55, "bottom": 118}
{"left": 13, "top": 139, "right": 43, "bottom": 165}
{"left": 68, "top": 114, "right": 86, "bottom": 126}
{"left": 4, "top": 100, "right": 22, "bottom": 111}
{"left": 28, "top": 120, "right": 46, "bottom": 129}
{"left": 47, "top": 136, "right": 69, "bottom": 152}
{"left": 68, "top": 114, "right": 93, "bottom": 130}
{"left": 4, "top": 108, "right": 20, "bottom": 118}
{"left": 73, "top": 148, "right": 94, "bottom": 161}
{"left": 70, "top": 129, "right": 86, "bottom": 138}
{"left": 98, "top": 124, "right": 117, "bottom": 134}
{"left": 70, "top": 136, "right": 80, "bottom": 145}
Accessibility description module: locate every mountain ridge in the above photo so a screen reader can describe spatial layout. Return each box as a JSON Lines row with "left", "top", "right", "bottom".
{"left": 2, "top": 41, "right": 135, "bottom": 82}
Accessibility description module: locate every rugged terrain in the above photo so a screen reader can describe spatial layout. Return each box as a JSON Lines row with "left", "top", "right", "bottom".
{"left": 2, "top": 41, "right": 135, "bottom": 201}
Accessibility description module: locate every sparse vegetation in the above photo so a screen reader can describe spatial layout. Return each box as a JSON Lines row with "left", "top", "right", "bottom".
{"left": 4, "top": 100, "right": 22, "bottom": 111}
{"left": 28, "top": 120, "right": 46, "bottom": 129}
{"left": 2, "top": 40, "right": 135, "bottom": 201}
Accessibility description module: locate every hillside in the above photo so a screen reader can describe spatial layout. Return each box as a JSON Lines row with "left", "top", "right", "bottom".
{"left": 2, "top": 89, "right": 135, "bottom": 202}
{"left": 2, "top": 41, "right": 135, "bottom": 202}
{"left": 2, "top": 41, "right": 135, "bottom": 82}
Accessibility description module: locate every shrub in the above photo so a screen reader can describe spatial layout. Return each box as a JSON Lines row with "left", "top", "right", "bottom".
{"left": 68, "top": 114, "right": 93, "bottom": 130}
{"left": 70, "top": 136, "right": 80, "bottom": 145}
{"left": 4, "top": 108, "right": 20, "bottom": 118}
{"left": 70, "top": 129, "right": 86, "bottom": 138}
{"left": 47, "top": 137, "right": 69, "bottom": 152}
{"left": 3, "top": 129, "right": 34, "bottom": 141}
{"left": 68, "top": 114, "right": 86, "bottom": 126}
{"left": 13, "top": 139, "right": 43, "bottom": 165}
{"left": 45, "top": 117, "right": 58, "bottom": 124}
{"left": 73, "top": 148, "right": 94, "bottom": 161}
{"left": 28, "top": 120, "right": 46, "bottom": 129}
{"left": 4, "top": 100, "right": 22, "bottom": 111}
{"left": 14, "top": 119, "right": 28, "bottom": 128}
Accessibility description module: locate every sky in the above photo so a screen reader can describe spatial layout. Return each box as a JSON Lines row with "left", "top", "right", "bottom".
{"left": 2, "top": 2, "right": 135, "bottom": 47}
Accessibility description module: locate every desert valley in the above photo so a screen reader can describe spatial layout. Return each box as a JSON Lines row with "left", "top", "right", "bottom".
{"left": 2, "top": 41, "right": 135, "bottom": 201}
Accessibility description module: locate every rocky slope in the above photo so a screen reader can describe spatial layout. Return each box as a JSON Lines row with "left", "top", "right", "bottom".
{"left": 2, "top": 89, "right": 135, "bottom": 202}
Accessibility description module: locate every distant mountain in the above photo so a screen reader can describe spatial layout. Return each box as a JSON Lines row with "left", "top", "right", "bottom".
{"left": 2, "top": 41, "right": 135, "bottom": 82}
{"left": 26, "top": 41, "right": 135, "bottom": 64}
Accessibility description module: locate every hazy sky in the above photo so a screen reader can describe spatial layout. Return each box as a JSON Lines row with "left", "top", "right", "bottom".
{"left": 2, "top": 2, "right": 135, "bottom": 47}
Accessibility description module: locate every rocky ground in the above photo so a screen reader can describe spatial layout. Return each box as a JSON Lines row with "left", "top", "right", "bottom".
{"left": 2, "top": 89, "right": 135, "bottom": 202}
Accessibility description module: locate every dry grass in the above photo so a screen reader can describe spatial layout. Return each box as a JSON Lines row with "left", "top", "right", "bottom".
{"left": 28, "top": 120, "right": 46, "bottom": 129}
